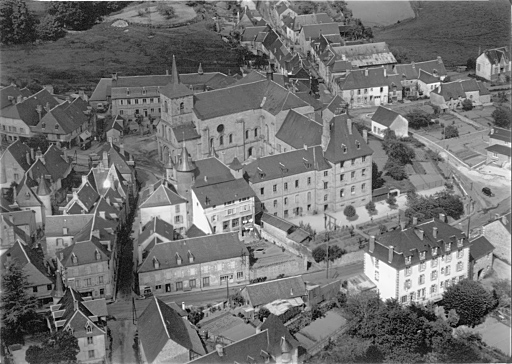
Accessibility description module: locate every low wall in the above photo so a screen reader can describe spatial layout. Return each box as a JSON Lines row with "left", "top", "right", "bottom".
{"left": 256, "top": 225, "right": 312, "bottom": 258}
{"left": 410, "top": 131, "right": 471, "bottom": 170}
{"left": 250, "top": 258, "right": 305, "bottom": 280}
{"left": 316, "top": 250, "right": 364, "bottom": 268}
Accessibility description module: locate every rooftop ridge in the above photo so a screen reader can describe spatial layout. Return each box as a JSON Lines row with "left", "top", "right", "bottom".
{"left": 155, "top": 298, "right": 171, "bottom": 339}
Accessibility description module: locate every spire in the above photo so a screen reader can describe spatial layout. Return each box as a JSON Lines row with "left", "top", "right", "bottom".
{"left": 165, "top": 153, "right": 174, "bottom": 169}
{"left": 172, "top": 55, "right": 180, "bottom": 85}
{"left": 280, "top": 336, "right": 293, "bottom": 353}
{"left": 36, "top": 176, "right": 51, "bottom": 196}
{"left": 51, "top": 271, "right": 65, "bottom": 301}
{"left": 198, "top": 63, "right": 204, "bottom": 75}
{"left": 176, "top": 147, "right": 196, "bottom": 172}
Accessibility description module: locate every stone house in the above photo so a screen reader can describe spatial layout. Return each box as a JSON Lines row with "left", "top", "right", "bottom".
{"left": 430, "top": 79, "right": 490, "bottom": 110}
{"left": 370, "top": 106, "right": 409, "bottom": 139}
{"left": 297, "top": 23, "right": 340, "bottom": 54}
{"left": 468, "top": 236, "right": 494, "bottom": 281}
{"left": 476, "top": 47, "right": 511, "bottom": 82}
{"left": 44, "top": 214, "right": 94, "bottom": 258}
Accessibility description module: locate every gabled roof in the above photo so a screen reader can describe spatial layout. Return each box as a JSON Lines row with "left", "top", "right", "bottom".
{"left": 15, "top": 181, "right": 43, "bottom": 208}
{"left": 275, "top": 110, "right": 322, "bottom": 149}
{"left": 33, "top": 97, "right": 88, "bottom": 135}
{"left": 138, "top": 216, "right": 175, "bottom": 246}
{"left": 160, "top": 82, "right": 194, "bottom": 99}
{"left": 96, "top": 143, "right": 134, "bottom": 176}
{"left": 325, "top": 95, "right": 348, "bottom": 114}
{"left": 58, "top": 239, "right": 111, "bottom": 267}
{"left": 371, "top": 106, "right": 401, "bottom": 127}
{"left": 469, "top": 236, "right": 495, "bottom": 261}
{"left": 193, "top": 158, "right": 236, "bottom": 187}
{"left": 482, "top": 47, "right": 510, "bottom": 64}
{"left": 138, "top": 297, "right": 206, "bottom": 363}
{"left": 262, "top": 29, "right": 279, "bottom": 50}
{"left": 185, "top": 224, "right": 207, "bottom": 238}
{"left": 105, "top": 114, "right": 124, "bottom": 133}
{"left": 245, "top": 276, "right": 306, "bottom": 307}
{"left": 1, "top": 241, "right": 53, "bottom": 287}
{"left": 193, "top": 178, "right": 255, "bottom": 208}
{"left": 300, "top": 23, "right": 340, "bottom": 40}
{"left": 485, "top": 144, "right": 511, "bottom": 156}
{"left": 243, "top": 145, "right": 331, "bottom": 184}
{"left": 172, "top": 122, "right": 201, "bottom": 142}
{"left": 139, "top": 181, "right": 187, "bottom": 209}
{"left": 432, "top": 80, "right": 468, "bottom": 101}
{"left": 324, "top": 115, "right": 374, "bottom": 164}
{"left": 2, "top": 140, "right": 32, "bottom": 172}
{"left": 241, "top": 26, "right": 269, "bottom": 41}
{"left": 0, "top": 88, "right": 59, "bottom": 127}
{"left": 418, "top": 69, "right": 440, "bottom": 84}
{"left": 259, "top": 314, "right": 300, "bottom": 356}
{"left": 43, "top": 145, "right": 71, "bottom": 181}
{"left": 489, "top": 127, "right": 511, "bottom": 143}
{"left": 138, "top": 232, "right": 247, "bottom": 273}
{"left": 337, "top": 67, "right": 400, "bottom": 90}
{"left": 293, "top": 13, "right": 333, "bottom": 31}
{"left": 393, "top": 58, "right": 447, "bottom": 80}
{"left": 0, "top": 85, "right": 32, "bottom": 109}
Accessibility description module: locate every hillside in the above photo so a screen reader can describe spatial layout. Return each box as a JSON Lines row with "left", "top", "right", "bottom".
{"left": 0, "top": 19, "right": 240, "bottom": 92}
{"left": 374, "top": 0, "right": 510, "bottom": 67}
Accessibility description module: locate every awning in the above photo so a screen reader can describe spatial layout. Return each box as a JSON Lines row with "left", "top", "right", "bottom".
{"left": 79, "top": 130, "right": 92, "bottom": 141}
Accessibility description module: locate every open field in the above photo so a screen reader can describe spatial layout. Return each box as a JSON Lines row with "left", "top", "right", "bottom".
{"left": 346, "top": 0, "right": 415, "bottom": 27}
{"left": 374, "top": 0, "right": 510, "bottom": 67}
{"left": 0, "top": 20, "right": 239, "bottom": 91}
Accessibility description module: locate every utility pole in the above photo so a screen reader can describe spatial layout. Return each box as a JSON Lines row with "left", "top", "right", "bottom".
{"left": 466, "top": 182, "right": 473, "bottom": 238}
{"left": 325, "top": 232, "right": 330, "bottom": 279}
{"left": 226, "top": 277, "right": 230, "bottom": 305}
{"left": 132, "top": 296, "right": 137, "bottom": 325}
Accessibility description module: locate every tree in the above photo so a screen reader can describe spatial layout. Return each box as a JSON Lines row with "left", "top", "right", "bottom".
{"left": 491, "top": 107, "right": 511, "bottom": 129}
{"left": 36, "top": 14, "right": 65, "bottom": 41}
{"left": 495, "top": 91, "right": 508, "bottom": 104}
{"left": 295, "top": 1, "right": 316, "bottom": 15}
{"left": 25, "top": 134, "right": 50, "bottom": 153}
{"left": 385, "top": 159, "right": 408, "bottom": 180}
{"left": 47, "top": 1, "right": 99, "bottom": 31}
{"left": 0, "top": 0, "right": 36, "bottom": 45}
{"left": 25, "top": 329, "right": 80, "bottom": 364}
{"left": 312, "top": 245, "right": 326, "bottom": 263}
{"left": 466, "top": 57, "right": 476, "bottom": 71}
{"left": 365, "top": 201, "right": 377, "bottom": 215}
{"left": 491, "top": 279, "right": 511, "bottom": 309}
{"left": 257, "top": 307, "right": 271, "bottom": 321}
{"left": 187, "top": 309, "right": 204, "bottom": 326}
{"left": 372, "top": 162, "right": 385, "bottom": 189}
{"left": 386, "top": 141, "right": 416, "bottom": 165}
{"left": 390, "top": 46, "right": 410, "bottom": 64}
{"left": 461, "top": 98, "right": 473, "bottom": 111}
{"left": 231, "top": 292, "right": 245, "bottom": 306}
{"left": 1, "top": 260, "right": 40, "bottom": 343}
{"left": 444, "top": 125, "right": 459, "bottom": 139}
{"left": 343, "top": 204, "right": 356, "bottom": 218}
{"left": 312, "top": 335, "right": 378, "bottom": 364}
{"left": 405, "top": 110, "right": 431, "bottom": 129}
{"left": 157, "top": 3, "right": 176, "bottom": 19}
{"left": 435, "top": 191, "right": 464, "bottom": 220}
{"left": 442, "top": 280, "right": 497, "bottom": 328}
{"left": 446, "top": 308, "right": 460, "bottom": 327}
{"left": 328, "top": 245, "right": 346, "bottom": 261}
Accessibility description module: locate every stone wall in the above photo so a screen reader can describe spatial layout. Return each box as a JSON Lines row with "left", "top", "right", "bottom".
{"left": 316, "top": 250, "right": 364, "bottom": 268}
{"left": 250, "top": 257, "right": 305, "bottom": 280}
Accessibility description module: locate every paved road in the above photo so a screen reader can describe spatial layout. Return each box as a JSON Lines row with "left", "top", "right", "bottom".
{"left": 108, "top": 262, "right": 364, "bottom": 320}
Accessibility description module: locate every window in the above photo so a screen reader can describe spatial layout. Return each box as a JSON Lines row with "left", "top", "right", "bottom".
{"left": 273, "top": 200, "right": 277, "bottom": 208}
{"left": 340, "top": 189, "right": 344, "bottom": 197}
{"left": 324, "top": 182, "right": 328, "bottom": 189}
{"left": 86, "top": 278, "right": 92, "bottom": 286}
{"left": 445, "top": 266, "right": 451, "bottom": 275}
{"left": 351, "top": 171, "right": 355, "bottom": 179}
{"left": 380, "top": 87, "right": 384, "bottom": 93}
{"left": 362, "top": 183, "right": 366, "bottom": 192}
{"left": 456, "top": 262, "right": 463, "bottom": 272}
{"left": 180, "top": 102, "right": 184, "bottom": 113}
{"left": 32, "top": 286, "right": 38, "bottom": 293}
{"left": 446, "top": 253, "right": 452, "bottom": 263}
{"left": 189, "top": 279, "right": 196, "bottom": 288}
{"left": 431, "top": 270, "right": 438, "bottom": 281}
{"left": 362, "top": 168, "right": 366, "bottom": 176}
{"left": 284, "top": 210, "right": 289, "bottom": 217}
{"left": 47, "top": 284, "right": 52, "bottom": 291}
{"left": 87, "top": 337, "right": 94, "bottom": 345}
{"left": 100, "top": 288, "right": 104, "bottom": 296}
{"left": 340, "top": 174, "right": 345, "bottom": 182}
{"left": 405, "top": 267, "right": 412, "bottom": 276}
{"left": 176, "top": 281, "right": 183, "bottom": 290}
{"left": 88, "top": 350, "right": 95, "bottom": 359}
{"left": 254, "top": 128, "right": 258, "bottom": 137}
{"left": 457, "top": 250, "right": 464, "bottom": 259}
{"left": 155, "top": 284, "right": 162, "bottom": 290}
{"left": 431, "top": 258, "right": 438, "bottom": 268}
{"left": 229, "top": 134, "right": 233, "bottom": 143}
{"left": 19, "top": 128, "right": 24, "bottom": 134}
{"left": 237, "top": 271, "right": 244, "bottom": 279}
{"left": 375, "top": 259, "right": 379, "bottom": 268}
{"left": 351, "top": 186, "right": 355, "bottom": 194}
{"left": 99, "top": 276, "right": 104, "bottom": 284}
{"left": 203, "top": 277, "right": 210, "bottom": 287}
{"left": 324, "top": 194, "right": 328, "bottom": 201}
{"left": 219, "top": 135, "right": 224, "bottom": 145}
{"left": 284, "top": 182, "right": 288, "bottom": 190}
{"left": 284, "top": 197, "right": 288, "bottom": 205}
{"left": 273, "top": 184, "right": 277, "bottom": 192}
{"left": 419, "top": 274, "right": 425, "bottom": 285}
{"left": 362, "top": 156, "right": 366, "bottom": 162}
{"left": 223, "top": 221, "right": 229, "bottom": 231}
{"left": 351, "top": 158, "right": 355, "bottom": 166}
{"left": 245, "top": 130, "right": 249, "bottom": 139}
{"left": 324, "top": 171, "right": 328, "bottom": 177}
{"left": 420, "top": 252, "right": 426, "bottom": 260}
{"left": 295, "top": 180, "right": 299, "bottom": 188}
{"left": 401, "top": 295, "right": 407, "bottom": 303}
{"left": 375, "top": 271, "right": 379, "bottom": 281}
{"left": 175, "top": 216, "right": 182, "bottom": 224}
{"left": 260, "top": 188, "right": 264, "bottom": 195}
{"left": 430, "top": 284, "right": 437, "bottom": 294}
{"left": 404, "top": 279, "right": 412, "bottom": 289}
{"left": 307, "top": 177, "right": 311, "bottom": 185}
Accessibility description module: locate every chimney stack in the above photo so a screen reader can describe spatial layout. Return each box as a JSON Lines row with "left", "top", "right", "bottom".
{"left": 36, "top": 105, "right": 43, "bottom": 121}
{"left": 215, "top": 344, "right": 224, "bottom": 357}
{"left": 415, "top": 228, "right": 424, "bottom": 240}
{"left": 502, "top": 215, "right": 508, "bottom": 226}
{"left": 382, "top": 65, "right": 387, "bottom": 77}
{"left": 26, "top": 151, "right": 31, "bottom": 166}
{"left": 347, "top": 119, "right": 352, "bottom": 134}
{"left": 364, "top": 69, "right": 369, "bottom": 77}
{"left": 439, "top": 213, "right": 445, "bottom": 222}
{"left": 388, "top": 245, "right": 394, "bottom": 263}
{"left": 400, "top": 220, "right": 406, "bottom": 231}
{"left": 30, "top": 148, "right": 35, "bottom": 161}
{"left": 412, "top": 216, "right": 418, "bottom": 226}
{"left": 363, "top": 129, "right": 368, "bottom": 143}
{"left": 99, "top": 211, "right": 106, "bottom": 219}
{"left": 120, "top": 143, "right": 125, "bottom": 156}
{"left": 433, "top": 226, "right": 438, "bottom": 239}
{"left": 102, "top": 151, "right": 109, "bottom": 168}
{"left": 437, "top": 56, "right": 442, "bottom": 64}
{"left": 369, "top": 236, "right": 375, "bottom": 253}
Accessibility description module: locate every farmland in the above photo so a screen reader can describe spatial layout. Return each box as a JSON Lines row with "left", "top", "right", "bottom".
{"left": 0, "top": 18, "right": 239, "bottom": 92}
{"left": 374, "top": 0, "right": 510, "bottom": 67}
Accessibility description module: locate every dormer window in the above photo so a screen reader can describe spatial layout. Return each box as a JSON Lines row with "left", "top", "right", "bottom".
{"left": 85, "top": 322, "right": 92, "bottom": 334}
{"left": 153, "top": 257, "right": 160, "bottom": 269}
{"left": 341, "top": 144, "right": 347, "bottom": 153}
{"left": 446, "top": 242, "right": 451, "bottom": 252}
{"left": 55, "top": 124, "right": 59, "bottom": 130}
{"left": 457, "top": 238, "right": 463, "bottom": 248}
{"left": 25, "top": 192, "right": 30, "bottom": 200}
{"left": 71, "top": 253, "right": 78, "bottom": 265}
{"left": 95, "top": 250, "right": 101, "bottom": 261}
{"left": 188, "top": 251, "right": 194, "bottom": 264}
{"left": 405, "top": 256, "right": 412, "bottom": 265}
{"left": 419, "top": 251, "right": 426, "bottom": 260}
{"left": 432, "top": 247, "right": 438, "bottom": 256}
{"left": 126, "top": 88, "right": 130, "bottom": 96}
{"left": 176, "top": 253, "right": 182, "bottom": 265}
{"left": 260, "top": 350, "right": 270, "bottom": 363}
{"left": 356, "top": 141, "right": 360, "bottom": 149}
{"left": 41, "top": 123, "right": 46, "bottom": 129}
{"left": 142, "top": 88, "right": 147, "bottom": 95}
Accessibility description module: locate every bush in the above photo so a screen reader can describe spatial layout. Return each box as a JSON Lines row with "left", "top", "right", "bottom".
{"left": 444, "top": 125, "right": 459, "bottom": 139}
{"left": 405, "top": 110, "right": 431, "bottom": 129}
{"left": 386, "top": 141, "right": 416, "bottom": 165}
{"left": 385, "top": 159, "right": 408, "bottom": 180}
{"left": 157, "top": 3, "right": 176, "bottom": 19}
{"left": 257, "top": 307, "right": 271, "bottom": 321}
{"left": 344, "top": 205, "right": 356, "bottom": 218}
{"left": 36, "top": 15, "right": 65, "bottom": 41}
{"left": 491, "top": 107, "right": 511, "bottom": 129}
{"left": 386, "top": 195, "right": 397, "bottom": 207}
{"left": 312, "top": 246, "right": 326, "bottom": 263}
{"left": 187, "top": 310, "right": 204, "bottom": 326}
{"left": 365, "top": 201, "right": 377, "bottom": 215}
{"left": 461, "top": 98, "right": 473, "bottom": 111}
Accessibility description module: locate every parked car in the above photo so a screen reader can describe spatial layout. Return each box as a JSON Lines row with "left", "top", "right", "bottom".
{"left": 136, "top": 287, "right": 153, "bottom": 300}
{"left": 482, "top": 187, "right": 494, "bottom": 197}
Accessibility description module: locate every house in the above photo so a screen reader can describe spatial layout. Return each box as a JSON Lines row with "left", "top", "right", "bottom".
{"left": 13, "top": 175, "right": 52, "bottom": 227}
{"left": 323, "top": 42, "right": 396, "bottom": 70}
{"left": 392, "top": 58, "right": 447, "bottom": 97}
{"left": 91, "top": 143, "right": 136, "bottom": 189}
{"left": 334, "top": 66, "right": 403, "bottom": 107}
{"left": 0, "top": 88, "right": 59, "bottom": 143}
{"left": 430, "top": 79, "right": 490, "bottom": 110}
{"left": 138, "top": 297, "right": 207, "bottom": 363}
{"left": 156, "top": 57, "right": 314, "bottom": 165}
{"left": 259, "top": 213, "right": 311, "bottom": 257}
{"left": 44, "top": 214, "right": 94, "bottom": 258}
{"left": 272, "top": 2, "right": 296, "bottom": 25}
{"left": 0, "top": 84, "right": 32, "bottom": 110}
{"left": 197, "top": 312, "right": 256, "bottom": 344}
{"left": 189, "top": 314, "right": 300, "bottom": 364}
{"left": 476, "top": 47, "right": 511, "bottom": 82}
{"left": 469, "top": 236, "right": 494, "bottom": 281}
{"left": 485, "top": 127, "right": 511, "bottom": 168}
{"left": 104, "top": 114, "right": 124, "bottom": 144}
{"left": 0, "top": 139, "right": 33, "bottom": 186}
{"left": 137, "top": 232, "right": 250, "bottom": 295}
{"left": 417, "top": 70, "right": 442, "bottom": 97}
{"left": 0, "top": 213, "right": 31, "bottom": 249}
{"left": 137, "top": 216, "right": 177, "bottom": 266}
{"left": 364, "top": 215, "right": 471, "bottom": 303}
{"left": 482, "top": 213, "right": 510, "bottom": 263}
{"left": 0, "top": 210, "right": 37, "bottom": 247}
{"left": 240, "top": 275, "right": 307, "bottom": 310}
{"left": 240, "top": 26, "right": 270, "bottom": 54}
{"left": 371, "top": 106, "right": 409, "bottom": 139}
{"left": 283, "top": 13, "right": 333, "bottom": 44}
{"left": 297, "top": 23, "right": 340, "bottom": 54}
{"left": 1, "top": 241, "right": 54, "bottom": 307}
{"left": 48, "top": 286, "right": 108, "bottom": 363}
{"left": 245, "top": 114, "right": 373, "bottom": 216}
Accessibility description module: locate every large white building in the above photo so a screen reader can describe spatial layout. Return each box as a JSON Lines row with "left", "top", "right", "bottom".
{"left": 364, "top": 215, "right": 471, "bottom": 304}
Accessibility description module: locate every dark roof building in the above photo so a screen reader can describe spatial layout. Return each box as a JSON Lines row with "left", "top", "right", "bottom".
{"left": 392, "top": 57, "right": 447, "bottom": 80}
{"left": 242, "top": 276, "right": 307, "bottom": 307}
{"left": 193, "top": 179, "right": 255, "bottom": 209}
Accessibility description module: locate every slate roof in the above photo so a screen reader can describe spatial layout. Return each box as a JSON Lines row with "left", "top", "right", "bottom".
{"left": 193, "top": 158, "right": 235, "bottom": 188}
{"left": 259, "top": 314, "right": 300, "bottom": 356}
{"left": 0, "top": 85, "right": 32, "bottom": 109}
{"left": 469, "top": 236, "right": 495, "bottom": 261}
{"left": 43, "top": 145, "right": 72, "bottom": 181}
{"left": 186, "top": 224, "right": 207, "bottom": 238}
{"left": 300, "top": 23, "right": 340, "bottom": 40}
{"left": 2, "top": 140, "right": 32, "bottom": 172}
{"left": 275, "top": 110, "right": 322, "bottom": 149}
{"left": 139, "top": 181, "right": 187, "bottom": 209}
{"left": 0, "top": 88, "right": 59, "bottom": 127}
{"left": 105, "top": 114, "right": 124, "bottom": 133}
{"left": 193, "top": 178, "right": 255, "bottom": 208}
{"left": 138, "top": 232, "right": 247, "bottom": 273}
{"left": 138, "top": 297, "right": 206, "bottom": 363}
{"left": 58, "top": 239, "right": 111, "bottom": 268}
{"left": 1, "top": 210, "right": 35, "bottom": 227}
{"left": 243, "top": 145, "right": 331, "bottom": 184}
{"left": 368, "top": 218, "right": 470, "bottom": 270}
{"left": 1, "top": 241, "right": 53, "bottom": 287}
{"left": 371, "top": 106, "right": 400, "bottom": 127}
{"left": 294, "top": 92, "right": 324, "bottom": 111}
{"left": 328, "top": 42, "right": 396, "bottom": 67}
{"left": 89, "top": 78, "right": 112, "bottom": 102}
{"left": 138, "top": 217, "right": 175, "bottom": 246}
{"left": 325, "top": 95, "right": 348, "bottom": 114}
{"left": 262, "top": 29, "right": 279, "bottom": 50}
{"left": 324, "top": 115, "right": 373, "bottom": 164}
{"left": 292, "top": 13, "right": 332, "bottom": 32}
{"left": 241, "top": 26, "right": 269, "bottom": 41}
{"left": 96, "top": 143, "right": 134, "bottom": 176}
{"left": 159, "top": 82, "right": 194, "bottom": 99}
{"left": 172, "top": 122, "right": 201, "bottom": 142}
{"left": 490, "top": 127, "right": 511, "bottom": 143}
{"left": 482, "top": 47, "right": 510, "bottom": 64}
{"left": 245, "top": 276, "right": 307, "bottom": 307}
{"left": 337, "top": 67, "right": 401, "bottom": 90}
{"left": 393, "top": 58, "right": 447, "bottom": 80}
{"left": 261, "top": 213, "right": 295, "bottom": 234}
{"left": 198, "top": 312, "right": 255, "bottom": 342}
{"left": 418, "top": 70, "right": 440, "bottom": 84}
{"left": 32, "top": 97, "right": 88, "bottom": 135}
{"left": 45, "top": 214, "right": 94, "bottom": 237}
{"left": 432, "top": 79, "right": 487, "bottom": 101}
{"left": 485, "top": 144, "right": 511, "bottom": 156}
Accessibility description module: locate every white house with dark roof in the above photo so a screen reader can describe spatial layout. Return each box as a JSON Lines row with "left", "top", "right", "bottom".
{"left": 364, "top": 215, "right": 471, "bottom": 303}
{"left": 476, "top": 47, "right": 511, "bottom": 82}
{"left": 430, "top": 79, "right": 490, "bottom": 110}
{"left": 137, "top": 232, "right": 249, "bottom": 295}
{"left": 392, "top": 57, "right": 447, "bottom": 98}
{"left": 486, "top": 127, "right": 511, "bottom": 168}
{"left": 417, "top": 69, "right": 442, "bottom": 97}
{"left": 371, "top": 106, "right": 409, "bottom": 139}
{"left": 138, "top": 297, "right": 207, "bottom": 364}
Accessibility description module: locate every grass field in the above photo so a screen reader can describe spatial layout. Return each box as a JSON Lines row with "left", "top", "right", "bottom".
{"left": 104, "top": 2, "right": 197, "bottom": 26}
{"left": 374, "top": 0, "right": 510, "bottom": 67}
{"left": 0, "top": 18, "right": 239, "bottom": 92}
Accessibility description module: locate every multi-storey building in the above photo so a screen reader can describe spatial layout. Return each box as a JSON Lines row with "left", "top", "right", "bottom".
{"left": 137, "top": 232, "right": 249, "bottom": 295}
{"left": 364, "top": 215, "right": 471, "bottom": 304}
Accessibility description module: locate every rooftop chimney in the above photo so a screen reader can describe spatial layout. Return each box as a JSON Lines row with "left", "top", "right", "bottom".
{"left": 347, "top": 119, "right": 352, "bottom": 134}
{"left": 364, "top": 69, "right": 368, "bottom": 77}
{"left": 215, "top": 344, "right": 224, "bottom": 357}
{"left": 415, "top": 228, "right": 424, "bottom": 240}
{"left": 439, "top": 213, "right": 445, "bottom": 222}
{"left": 369, "top": 236, "right": 375, "bottom": 253}
{"left": 433, "top": 226, "right": 438, "bottom": 239}
{"left": 363, "top": 129, "right": 368, "bottom": 143}
{"left": 16, "top": 95, "right": 22, "bottom": 104}
{"left": 400, "top": 220, "right": 406, "bottom": 231}
{"left": 30, "top": 148, "right": 35, "bottom": 161}
{"left": 26, "top": 151, "right": 31, "bottom": 166}
{"left": 437, "top": 56, "right": 442, "bottom": 64}
{"left": 382, "top": 65, "right": 387, "bottom": 77}
{"left": 412, "top": 216, "right": 418, "bottom": 226}
{"left": 81, "top": 175, "right": 87, "bottom": 186}
{"left": 36, "top": 105, "right": 43, "bottom": 121}
{"left": 502, "top": 215, "right": 508, "bottom": 226}
{"left": 388, "top": 245, "right": 394, "bottom": 263}
{"left": 102, "top": 151, "right": 109, "bottom": 168}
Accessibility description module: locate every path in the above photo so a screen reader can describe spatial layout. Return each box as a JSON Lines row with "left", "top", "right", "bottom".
{"left": 110, "top": 319, "right": 137, "bottom": 364}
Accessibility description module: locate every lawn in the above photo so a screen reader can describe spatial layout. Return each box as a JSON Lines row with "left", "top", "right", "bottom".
{"left": 1, "top": 19, "right": 240, "bottom": 92}
{"left": 374, "top": 0, "right": 510, "bottom": 67}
